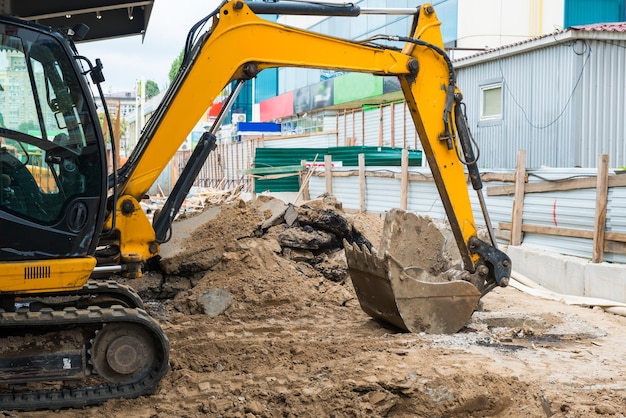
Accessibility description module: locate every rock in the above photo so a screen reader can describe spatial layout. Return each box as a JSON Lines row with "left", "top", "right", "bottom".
{"left": 257, "top": 197, "right": 288, "bottom": 230}
{"left": 278, "top": 227, "right": 337, "bottom": 250}
{"left": 311, "top": 253, "right": 347, "bottom": 282}
{"left": 368, "top": 391, "right": 387, "bottom": 404}
{"left": 282, "top": 247, "right": 315, "bottom": 262}
{"left": 595, "top": 404, "right": 616, "bottom": 415}
{"left": 284, "top": 204, "right": 299, "bottom": 226}
{"left": 198, "top": 381, "right": 212, "bottom": 392}
{"left": 197, "top": 288, "right": 234, "bottom": 317}
{"left": 245, "top": 400, "right": 264, "bottom": 415}
{"left": 301, "top": 193, "right": 343, "bottom": 211}
{"left": 209, "top": 398, "right": 233, "bottom": 413}
{"left": 296, "top": 206, "right": 352, "bottom": 238}
{"left": 539, "top": 394, "right": 553, "bottom": 417}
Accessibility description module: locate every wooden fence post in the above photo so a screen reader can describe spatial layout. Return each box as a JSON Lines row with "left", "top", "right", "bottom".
{"left": 361, "top": 108, "right": 365, "bottom": 146}
{"left": 403, "top": 103, "right": 407, "bottom": 149}
{"left": 324, "top": 154, "right": 333, "bottom": 195}
{"left": 300, "top": 163, "right": 311, "bottom": 202}
{"left": 593, "top": 154, "right": 609, "bottom": 263}
{"left": 400, "top": 149, "right": 408, "bottom": 210}
{"left": 390, "top": 103, "right": 395, "bottom": 148}
{"left": 358, "top": 153, "right": 366, "bottom": 212}
{"left": 511, "top": 149, "right": 527, "bottom": 246}
{"left": 378, "top": 104, "right": 383, "bottom": 147}
{"left": 339, "top": 110, "right": 343, "bottom": 147}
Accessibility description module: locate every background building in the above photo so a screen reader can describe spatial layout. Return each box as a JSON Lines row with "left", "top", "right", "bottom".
{"left": 455, "top": 22, "right": 626, "bottom": 169}
{"left": 229, "top": 0, "right": 626, "bottom": 169}
{"left": 93, "top": 91, "right": 138, "bottom": 158}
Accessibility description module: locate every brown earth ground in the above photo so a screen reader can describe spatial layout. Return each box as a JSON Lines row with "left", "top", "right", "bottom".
{"left": 13, "top": 197, "right": 626, "bottom": 418}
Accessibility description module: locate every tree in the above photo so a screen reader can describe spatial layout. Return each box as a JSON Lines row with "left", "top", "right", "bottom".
{"left": 18, "top": 120, "right": 38, "bottom": 133}
{"left": 145, "top": 80, "right": 160, "bottom": 99}
{"left": 168, "top": 50, "right": 184, "bottom": 85}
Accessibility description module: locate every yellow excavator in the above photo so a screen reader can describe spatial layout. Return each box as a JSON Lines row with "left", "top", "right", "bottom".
{"left": 0, "top": 0, "right": 511, "bottom": 410}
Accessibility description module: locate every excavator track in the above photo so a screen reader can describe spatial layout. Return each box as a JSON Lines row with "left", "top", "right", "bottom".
{"left": 0, "top": 304, "right": 169, "bottom": 411}
{"left": 27, "top": 279, "right": 146, "bottom": 310}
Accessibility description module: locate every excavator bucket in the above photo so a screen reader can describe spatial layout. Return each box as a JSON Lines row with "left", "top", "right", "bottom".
{"left": 344, "top": 209, "right": 481, "bottom": 334}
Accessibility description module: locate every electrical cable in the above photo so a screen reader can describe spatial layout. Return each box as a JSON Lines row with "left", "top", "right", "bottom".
{"left": 497, "top": 40, "right": 592, "bottom": 130}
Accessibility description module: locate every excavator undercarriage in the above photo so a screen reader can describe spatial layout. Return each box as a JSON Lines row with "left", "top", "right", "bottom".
{"left": 0, "top": 282, "right": 169, "bottom": 410}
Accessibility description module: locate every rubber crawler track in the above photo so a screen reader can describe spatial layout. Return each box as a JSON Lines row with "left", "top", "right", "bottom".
{"left": 0, "top": 305, "right": 170, "bottom": 411}
{"left": 31, "top": 279, "right": 145, "bottom": 309}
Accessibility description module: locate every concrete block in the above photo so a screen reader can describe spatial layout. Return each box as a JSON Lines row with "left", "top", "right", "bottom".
{"left": 507, "top": 245, "right": 626, "bottom": 304}
{"left": 255, "top": 197, "right": 288, "bottom": 230}
{"left": 583, "top": 262, "right": 626, "bottom": 303}
{"left": 506, "top": 246, "right": 585, "bottom": 296}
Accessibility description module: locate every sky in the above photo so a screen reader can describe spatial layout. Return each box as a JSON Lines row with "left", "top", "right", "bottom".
{"left": 77, "top": 0, "right": 222, "bottom": 94}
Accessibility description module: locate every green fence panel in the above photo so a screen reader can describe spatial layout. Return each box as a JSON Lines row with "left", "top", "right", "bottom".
{"left": 253, "top": 146, "right": 422, "bottom": 192}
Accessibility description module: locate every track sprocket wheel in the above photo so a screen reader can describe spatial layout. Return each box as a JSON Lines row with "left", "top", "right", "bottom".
{"left": 91, "top": 323, "right": 157, "bottom": 384}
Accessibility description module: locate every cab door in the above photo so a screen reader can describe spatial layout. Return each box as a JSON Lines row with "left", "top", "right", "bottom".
{"left": 0, "top": 19, "right": 107, "bottom": 261}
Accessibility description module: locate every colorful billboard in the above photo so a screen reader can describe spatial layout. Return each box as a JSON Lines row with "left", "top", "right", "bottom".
{"left": 260, "top": 91, "right": 294, "bottom": 121}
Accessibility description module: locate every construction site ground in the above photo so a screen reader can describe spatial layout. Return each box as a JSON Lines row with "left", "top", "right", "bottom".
{"left": 14, "top": 195, "right": 626, "bottom": 418}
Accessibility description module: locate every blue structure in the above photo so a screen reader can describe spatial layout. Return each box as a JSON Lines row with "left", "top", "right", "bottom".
{"left": 565, "top": 0, "right": 625, "bottom": 27}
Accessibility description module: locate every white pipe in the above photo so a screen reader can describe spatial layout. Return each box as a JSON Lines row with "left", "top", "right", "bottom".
{"left": 508, "top": 270, "right": 626, "bottom": 317}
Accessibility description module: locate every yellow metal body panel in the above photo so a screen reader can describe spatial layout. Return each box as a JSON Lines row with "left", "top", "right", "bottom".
{"left": 0, "top": 257, "right": 96, "bottom": 294}
{"left": 107, "top": 196, "right": 159, "bottom": 264}
{"left": 396, "top": 8, "right": 479, "bottom": 267}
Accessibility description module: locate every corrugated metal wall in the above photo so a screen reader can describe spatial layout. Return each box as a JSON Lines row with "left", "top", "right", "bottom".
{"left": 455, "top": 35, "right": 626, "bottom": 169}
{"left": 155, "top": 137, "right": 626, "bottom": 263}
{"left": 564, "top": 0, "right": 625, "bottom": 27}
{"left": 268, "top": 34, "right": 626, "bottom": 171}
{"left": 608, "top": 187, "right": 626, "bottom": 263}
{"left": 308, "top": 166, "right": 626, "bottom": 262}
{"left": 254, "top": 146, "right": 421, "bottom": 192}
{"left": 456, "top": 44, "right": 579, "bottom": 169}
{"left": 579, "top": 38, "right": 626, "bottom": 167}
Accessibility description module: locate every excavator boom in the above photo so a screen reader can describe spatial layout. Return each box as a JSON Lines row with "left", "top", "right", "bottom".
{"left": 113, "top": 0, "right": 508, "bottom": 276}
{"left": 112, "top": 0, "right": 511, "bottom": 333}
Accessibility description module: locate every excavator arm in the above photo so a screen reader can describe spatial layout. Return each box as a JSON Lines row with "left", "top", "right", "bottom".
{"left": 104, "top": 0, "right": 511, "bottom": 333}
{"left": 111, "top": 1, "right": 509, "bottom": 286}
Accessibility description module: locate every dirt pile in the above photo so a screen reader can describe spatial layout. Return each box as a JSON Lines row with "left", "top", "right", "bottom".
{"left": 19, "top": 194, "right": 626, "bottom": 417}
{"left": 131, "top": 194, "right": 373, "bottom": 318}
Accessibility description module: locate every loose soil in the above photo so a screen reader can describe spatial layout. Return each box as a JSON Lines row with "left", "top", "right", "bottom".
{"left": 13, "top": 197, "right": 626, "bottom": 417}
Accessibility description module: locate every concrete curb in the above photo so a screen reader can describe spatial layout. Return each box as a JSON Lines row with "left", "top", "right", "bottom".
{"left": 506, "top": 245, "right": 626, "bottom": 304}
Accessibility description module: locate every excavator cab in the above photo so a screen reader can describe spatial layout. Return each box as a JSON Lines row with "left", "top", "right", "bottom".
{"left": 0, "top": 18, "right": 107, "bottom": 291}
{"left": 0, "top": 18, "right": 170, "bottom": 411}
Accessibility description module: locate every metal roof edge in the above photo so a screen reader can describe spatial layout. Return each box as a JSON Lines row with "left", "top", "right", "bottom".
{"left": 452, "top": 26, "right": 625, "bottom": 68}
{"left": 453, "top": 30, "right": 576, "bottom": 68}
